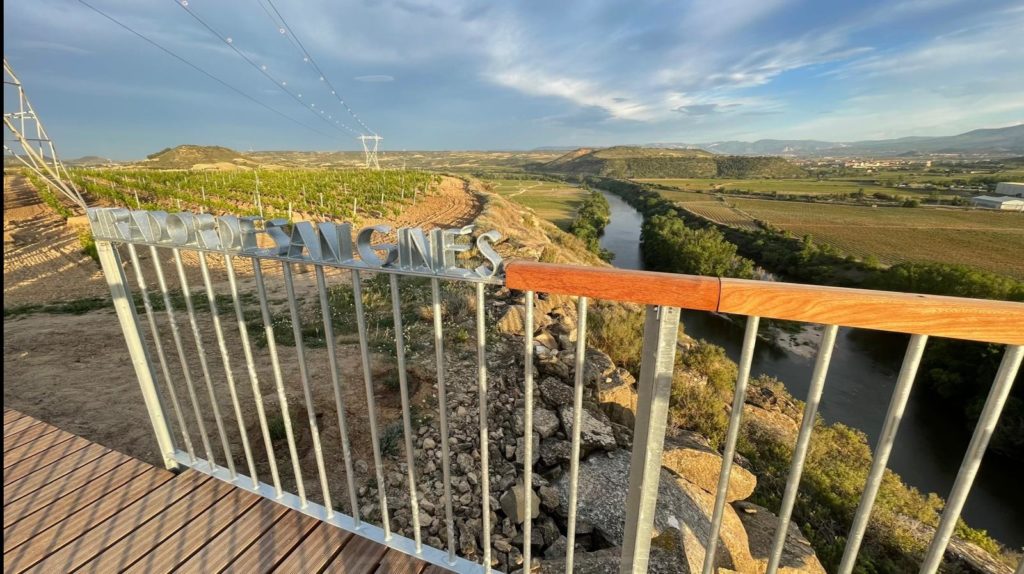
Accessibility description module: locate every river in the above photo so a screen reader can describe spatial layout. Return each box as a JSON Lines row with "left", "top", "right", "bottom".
{"left": 596, "top": 188, "right": 1023, "bottom": 548}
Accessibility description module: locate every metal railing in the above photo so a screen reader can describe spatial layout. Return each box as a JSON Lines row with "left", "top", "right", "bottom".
{"left": 90, "top": 207, "right": 1023, "bottom": 574}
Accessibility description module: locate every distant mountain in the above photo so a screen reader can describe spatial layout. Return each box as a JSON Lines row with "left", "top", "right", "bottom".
{"left": 536, "top": 145, "right": 805, "bottom": 178}
{"left": 648, "top": 124, "right": 1024, "bottom": 157}
{"left": 140, "top": 145, "right": 255, "bottom": 169}
{"left": 66, "top": 155, "right": 119, "bottom": 166}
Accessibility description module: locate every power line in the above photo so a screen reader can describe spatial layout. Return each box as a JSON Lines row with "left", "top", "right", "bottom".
{"left": 171, "top": 0, "right": 365, "bottom": 138}
{"left": 76, "top": 0, "right": 334, "bottom": 140}
{"left": 258, "top": 0, "right": 378, "bottom": 136}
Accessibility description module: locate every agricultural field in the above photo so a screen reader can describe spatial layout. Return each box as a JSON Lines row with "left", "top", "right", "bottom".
{"left": 653, "top": 188, "right": 716, "bottom": 203}
{"left": 680, "top": 202, "right": 760, "bottom": 231}
{"left": 730, "top": 198, "right": 1024, "bottom": 278}
{"left": 69, "top": 168, "right": 439, "bottom": 221}
{"left": 484, "top": 177, "right": 588, "bottom": 230}
{"left": 637, "top": 177, "right": 948, "bottom": 198}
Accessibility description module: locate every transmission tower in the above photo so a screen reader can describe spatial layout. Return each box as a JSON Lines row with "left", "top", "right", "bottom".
{"left": 3, "top": 58, "right": 86, "bottom": 210}
{"left": 359, "top": 134, "right": 382, "bottom": 170}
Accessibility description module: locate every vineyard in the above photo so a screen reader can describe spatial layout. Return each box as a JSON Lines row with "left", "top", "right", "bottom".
{"left": 679, "top": 201, "right": 760, "bottom": 231}
{"left": 68, "top": 168, "right": 440, "bottom": 222}
{"left": 484, "top": 177, "right": 586, "bottom": 230}
{"left": 730, "top": 198, "right": 1024, "bottom": 278}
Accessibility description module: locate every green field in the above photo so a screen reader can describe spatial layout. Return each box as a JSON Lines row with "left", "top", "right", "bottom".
{"left": 726, "top": 199, "right": 1024, "bottom": 278}
{"left": 637, "top": 177, "right": 954, "bottom": 198}
{"left": 485, "top": 178, "right": 587, "bottom": 230}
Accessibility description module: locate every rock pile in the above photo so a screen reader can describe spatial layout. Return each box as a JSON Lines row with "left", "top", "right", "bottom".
{"left": 369, "top": 288, "right": 825, "bottom": 573}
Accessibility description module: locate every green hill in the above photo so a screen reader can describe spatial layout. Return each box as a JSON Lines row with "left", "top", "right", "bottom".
{"left": 537, "top": 146, "right": 806, "bottom": 178}
{"left": 141, "top": 145, "right": 254, "bottom": 169}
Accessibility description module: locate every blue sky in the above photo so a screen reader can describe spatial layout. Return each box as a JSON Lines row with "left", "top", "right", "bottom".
{"left": 4, "top": 0, "right": 1023, "bottom": 159}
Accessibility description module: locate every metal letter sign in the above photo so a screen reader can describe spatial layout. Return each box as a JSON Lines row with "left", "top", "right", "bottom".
{"left": 87, "top": 207, "right": 505, "bottom": 280}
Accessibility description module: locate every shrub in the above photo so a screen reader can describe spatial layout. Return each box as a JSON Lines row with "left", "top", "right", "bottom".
{"left": 587, "top": 303, "right": 645, "bottom": 373}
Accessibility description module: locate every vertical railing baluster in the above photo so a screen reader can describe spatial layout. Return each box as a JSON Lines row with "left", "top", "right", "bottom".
{"left": 352, "top": 269, "right": 391, "bottom": 537}
{"left": 702, "top": 315, "right": 760, "bottom": 574}
{"left": 476, "top": 282, "right": 492, "bottom": 571}
{"left": 198, "top": 251, "right": 258, "bottom": 486}
{"left": 919, "top": 344, "right": 1023, "bottom": 574}
{"left": 766, "top": 324, "right": 839, "bottom": 574}
{"left": 224, "top": 253, "right": 281, "bottom": 495}
{"left": 838, "top": 334, "right": 928, "bottom": 574}
{"left": 565, "top": 296, "right": 589, "bottom": 573}
{"left": 522, "top": 290, "right": 535, "bottom": 572}
{"left": 620, "top": 305, "right": 681, "bottom": 573}
{"left": 173, "top": 248, "right": 235, "bottom": 478}
{"left": 432, "top": 278, "right": 457, "bottom": 563}
{"left": 281, "top": 261, "right": 334, "bottom": 514}
{"left": 316, "top": 265, "right": 361, "bottom": 524}
{"left": 95, "top": 241, "right": 179, "bottom": 470}
{"left": 253, "top": 258, "right": 305, "bottom": 503}
{"left": 127, "top": 243, "right": 194, "bottom": 462}
{"left": 151, "top": 246, "right": 215, "bottom": 468}
{"left": 389, "top": 274, "right": 423, "bottom": 551}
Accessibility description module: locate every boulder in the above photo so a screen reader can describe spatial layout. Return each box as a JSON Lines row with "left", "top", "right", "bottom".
{"left": 578, "top": 347, "right": 616, "bottom": 386}
{"left": 552, "top": 451, "right": 757, "bottom": 573}
{"left": 538, "top": 357, "right": 571, "bottom": 380}
{"left": 500, "top": 483, "right": 541, "bottom": 524}
{"left": 527, "top": 527, "right": 702, "bottom": 574}
{"left": 496, "top": 305, "right": 526, "bottom": 335}
{"left": 661, "top": 431, "right": 756, "bottom": 502}
{"left": 533, "top": 407, "right": 561, "bottom": 438}
{"left": 539, "top": 377, "right": 573, "bottom": 408}
{"left": 742, "top": 404, "right": 799, "bottom": 443}
{"left": 733, "top": 501, "right": 825, "bottom": 574}
{"left": 534, "top": 331, "right": 559, "bottom": 353}
{"left": 597, "top": 368, "right": 638, "bottom": 426}
{"left": 558, "top": 404, "right": 617, "bottom": 452}
{"left": 539, "top": 438, "right": 572, "bottom": 466}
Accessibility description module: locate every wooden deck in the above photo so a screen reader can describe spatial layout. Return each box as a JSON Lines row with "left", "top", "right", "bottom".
{"left": 3, "top": 408, "right": 452, "bottom": 573}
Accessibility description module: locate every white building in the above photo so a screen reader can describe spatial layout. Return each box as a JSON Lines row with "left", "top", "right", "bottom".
{"left": 994, "top": 182, "right": 1024, "bottom": 197}
{"left": 970, "top": 195, "right": 1024, "bottom": 211}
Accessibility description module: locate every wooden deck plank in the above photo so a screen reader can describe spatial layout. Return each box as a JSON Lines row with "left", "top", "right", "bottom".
{"left": 3, "top": 437, "right": 108, "bottom": 487}
{"left": 122, "top": 485, "right": 264, "bottom": 574}
{"left": 3, "top": 431, "right": 77, "bottom": 468}
{"left": 221, "top": 507, "right": 321, "bottom": 574}
{"left": 3, "top": 455, "right": 139, "bottom": 528}
{"left": 3, "top": 415, "right": 44, "bottom": 437}
{"left": 375, "top": 548, "right": 429, "bottom": 574}
{"left": 73, "top": 475, "right": 237, "bottom": 573}
{"left": 173, "top": 499, "right": 291, "bottom": 574}
{"left": 3, "top": 422, "right": 62, "bottom": 453}
{"left": 2, "top": 444, "right": 112, "bottom": 506}
{"left": 323, "top": 532, "right": 389, "bottom": 574}
{"left": 5, "top": 469, "right": 194, "bottom": 573}
{"left": 3, "top": 436, "right": 98, "bottom": 486}
{"left": 3, "top": 459, "right": 150, "bottom": 535}
{"left": 273, "top": 521, "right": 353, "bottom": 573}
{"left": 4, "top": 408, "right": 26, "bottom": 425}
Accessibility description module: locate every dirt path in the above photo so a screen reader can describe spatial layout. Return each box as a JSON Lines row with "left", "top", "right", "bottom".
{"left": 3, "top": 175, "right": 109, "bottom": 306}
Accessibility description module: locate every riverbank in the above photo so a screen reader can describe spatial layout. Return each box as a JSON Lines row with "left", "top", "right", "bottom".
{"left": 594, "top": 187, "right": 1023, "bottom": 555}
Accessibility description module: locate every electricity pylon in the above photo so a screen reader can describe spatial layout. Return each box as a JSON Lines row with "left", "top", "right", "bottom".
{"left": 3, "top": 58, "right": 85, "bottom": 210}
{"left": 359, "top": 134, "right": 382, "bottom": 170}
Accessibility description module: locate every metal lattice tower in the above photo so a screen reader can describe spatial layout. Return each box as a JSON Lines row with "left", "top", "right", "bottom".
{"left": 3, "top": 58, "right": 86, "bottom": 210}
{"left": 359, "top": 134, "right": 382, "bottom": 170}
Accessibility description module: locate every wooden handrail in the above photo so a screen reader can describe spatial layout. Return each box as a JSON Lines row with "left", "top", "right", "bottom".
{"left": 504, "top": 261, "right": 1024, "bottom": 345}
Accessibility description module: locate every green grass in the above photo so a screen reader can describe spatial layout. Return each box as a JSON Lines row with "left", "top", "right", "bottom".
{"left": 730, "top": 198, "right": 1024, "bottom": 278}
{"left": 639, "top": 177, "right": 895, "bottom": 196}
{"left": 484, "top": 177, "right": 588, "bottom": 230}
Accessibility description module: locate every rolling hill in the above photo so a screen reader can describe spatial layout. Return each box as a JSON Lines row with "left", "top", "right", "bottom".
{"left": 649, "top": 124, "right": 1024, "bottom": 157}
{"left": 536, "top": 146, "right": 806, "bottom": 178}
{"left": 140, "top": 145, "right": 257, "bottom": 169}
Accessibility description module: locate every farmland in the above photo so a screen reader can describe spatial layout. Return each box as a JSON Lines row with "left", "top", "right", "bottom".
{"left": 637, "top": 177, "right": 947, "bottom": 198}
{"left": 483, "top": 177, "right": 587, "bottom": 230}
{"left": 728, "top": 199, "right": 1024, "bottom": 278}
{"left": 69, "top": 168, "right": 439, "bottom": 221}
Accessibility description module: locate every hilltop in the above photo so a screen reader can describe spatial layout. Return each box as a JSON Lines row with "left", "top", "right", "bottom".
{"left": 650, "top": 124, "right": 1024, "bottom": 158}
{"left": 536, "top": 146, "right": 805, "bottom": 178}
{"left": 140, "top": 145, "right": 257, "bottom": 170}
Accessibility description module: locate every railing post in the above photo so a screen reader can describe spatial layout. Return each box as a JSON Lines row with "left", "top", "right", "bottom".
{"left": 620, "top": 305, "right": 681, "bottom": 573}
{"left": 95, "top": 240, "right": 180, "bottom": 470}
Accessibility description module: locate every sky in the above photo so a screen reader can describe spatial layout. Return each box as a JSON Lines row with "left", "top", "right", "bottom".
{"left": 4, "top": 0, "right": 1024, "bottom": 159}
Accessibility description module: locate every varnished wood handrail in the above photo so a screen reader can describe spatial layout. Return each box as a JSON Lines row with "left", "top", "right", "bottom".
{"left": 504, "top": 261, "right": 1024, "bottom": 345}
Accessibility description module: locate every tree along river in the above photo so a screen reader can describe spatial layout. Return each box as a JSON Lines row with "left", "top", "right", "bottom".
{"left": 596, "top": 188, "right": 1023, "bottom": 548}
